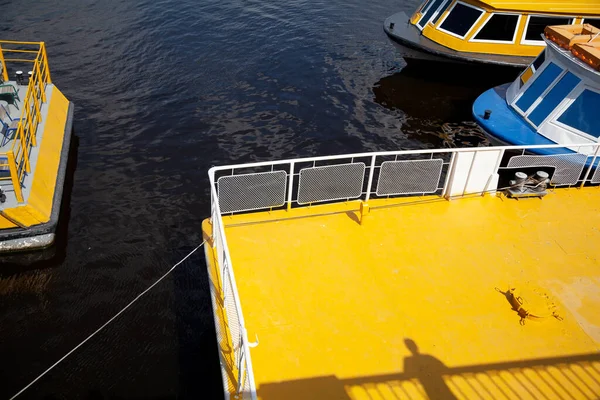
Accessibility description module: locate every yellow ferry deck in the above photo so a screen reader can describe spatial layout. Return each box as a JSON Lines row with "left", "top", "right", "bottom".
{"left": 206, "top": 190, "right": 600, "bottom": 399}
{"left": 203, "top": 145, "right": 600, "bottom": 399}
{"left": 0, "top": 40, "right": 73, "bottom": 251}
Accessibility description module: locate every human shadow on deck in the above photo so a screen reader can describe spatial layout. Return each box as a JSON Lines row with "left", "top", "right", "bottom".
{"left": 403, "top": 338, "right": 456, "bottom": 399}
{"left": 257, "top": 339, "right": 600, "bottom": 400}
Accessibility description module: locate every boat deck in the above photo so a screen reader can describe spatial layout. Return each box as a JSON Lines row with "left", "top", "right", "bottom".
{"left": 0, "top": 80, "right": 53, "bottom": 208}
{"left": 208, "top": 189, "right": 600, "bottom": 399}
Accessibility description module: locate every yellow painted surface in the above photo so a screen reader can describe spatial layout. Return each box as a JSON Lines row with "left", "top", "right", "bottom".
{"left": 521, "top": 65, "right": 534, "bottom": 84}
{"left": 411, "top": 0, "right": 600, "bottom": 58}
{"left": 204, "top": 188, "right": 600, "bottom": 399}
{"left": 0, "top": 86, "right": 69, "bottom": 228}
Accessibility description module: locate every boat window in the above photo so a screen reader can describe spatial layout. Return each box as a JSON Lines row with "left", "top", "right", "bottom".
{"left": 430, "top": 0, "right": 452, "bottom": 26}
{"left": 518, "top": 50, "right": 546, "bottom": 88}
{"left": 473, "top": 14, "right": 519, "bottom": 42}
{"left": 417, "top": 0, "right": 446, "bottom": 28}
{"left": 523, "top": 16, "right": 574, "bottom": 43}
{"left": 557, "top": 89, "right": 600, "bottom": 138}
{"left": 528, "top": 72, "right": 580, "bottom": 126}
{"left": 439, "top": 2, "right": 484, "bottom": 38}
{"left": 583, "top": 18, "right": 600, "bottom": 29}
{"left": 515, "top": 62, "right": 562, "bottom": 112}
{"left": 532, "top": 51, "right": 545, "bottom": 71}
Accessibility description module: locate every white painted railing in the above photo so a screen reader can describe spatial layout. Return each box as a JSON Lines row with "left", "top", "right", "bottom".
{"left": 209, "top": 180, "right": 257, "bottom": 400}
{"left": 207, "top": 142, "right": 600, "bottom": 398}
{"left": 210, "top": 143, "right": 600, "bottom": 216}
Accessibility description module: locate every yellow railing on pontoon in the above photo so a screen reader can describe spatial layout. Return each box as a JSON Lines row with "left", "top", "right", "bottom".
{"left": 0, "top": 40, "right": 51, "bottom": 203}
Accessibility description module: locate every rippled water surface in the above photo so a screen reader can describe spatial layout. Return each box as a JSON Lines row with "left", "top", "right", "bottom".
{"left": 0, "top": 0, "right": 519, "bottom": 398}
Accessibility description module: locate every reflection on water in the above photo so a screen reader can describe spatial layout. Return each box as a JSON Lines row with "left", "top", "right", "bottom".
{"left": 0, "top": 0, "right": 523, "bottom": 397}
{"left": 373, "top": 63, "right": 519, "bottom": 148}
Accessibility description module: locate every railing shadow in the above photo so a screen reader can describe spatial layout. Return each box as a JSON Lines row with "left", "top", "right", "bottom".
{"left": 257, "top": 338, "right": 600, "bottom": 400}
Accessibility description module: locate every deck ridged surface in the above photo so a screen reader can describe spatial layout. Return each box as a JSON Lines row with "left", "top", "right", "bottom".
{"left": 215, "top": 189, "right": 600, "bottom": 399}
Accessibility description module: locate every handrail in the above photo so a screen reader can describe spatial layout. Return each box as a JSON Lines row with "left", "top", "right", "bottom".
{"left": 0, "top": 40, "right": 50, "bottom": 203}
{"left": 209, "top": 179, "right": 257, "bottom": 399}
{"left": 209, "top": 141, "right": 600, "bottom": 172}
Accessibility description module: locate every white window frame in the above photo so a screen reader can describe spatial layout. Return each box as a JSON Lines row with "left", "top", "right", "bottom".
{"left": 436, "top": 1, "right": 485, "bottom": 40}
{"left": 416, "top": 0, "right": 442, "bottom": 30}
{"left": 513, "top": 66, "right": 584, "bottom": 130}
{"left": 520, "top": 15, "right": 576, "bottom": 46}
{"left": 428, "top": 0, "right": 452, "bottom": 27}
{"left": 469, "top": 13, "right": 522, "bottom": 44}
{"left": 530, "top": 50, "right": 546, "bottom": 73}
{"left": 522, "top": 69, "right": 569, "bottom": 127}
{"left": 526, "top": 71, "right": 582, "bottom": 128}
{"left": 548, "top": 85, "right": 600, "bottom": 141}
{"left": 510, "top": 61, "right": 564, "bottom": 118}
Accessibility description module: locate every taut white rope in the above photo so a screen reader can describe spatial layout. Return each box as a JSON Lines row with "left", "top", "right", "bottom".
{"left": 10, "top": 240, "right": 206, "bottom": 400}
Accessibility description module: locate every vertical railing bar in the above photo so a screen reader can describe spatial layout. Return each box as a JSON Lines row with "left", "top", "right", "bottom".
{"left": 287, "top": 162, "right": 294, "bottom": 211}
{"left": 35, "top": 60, "right": 45, "bottom": 103}
{"left": 236, "top": 335, "right": 245, "bottom": 395}
{"left": 41, "top": 42, "right": 52, "bottom": 84}
{"left": 442, "top": 152, "right": 457, "bottom": 198}
{"left": 7, "top": 151, "right": 22, "bottom": 202}
{"left": 0, "top": 44, "right": 8, "bottom": 82}
{"left": 493, "top": 149, "right": 505, "bottom": 174}
{"left": 365, "top": 155, "right": 377, "bottom": 202}
{"left": 462, "top": 151, "right": 478, "bottom": 197}
{"left": 581, "top": 145, "right": 600, "bottom": 188}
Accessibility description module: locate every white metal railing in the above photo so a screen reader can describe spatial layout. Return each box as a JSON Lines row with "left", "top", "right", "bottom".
{"left": 207, "top": 142, "right": 600, "bottom": 397}
{"left": 210, "top": 182, "right": 257, "bottom": 400}
{"left": 210, "top": 142, "right": 600, "bottom": 217}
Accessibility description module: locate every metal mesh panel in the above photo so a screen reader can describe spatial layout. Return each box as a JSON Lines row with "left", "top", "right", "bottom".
{"left": 591, "top": 165, "right": 600, "bottom": 184}
{"left": 376, "top": 159, "right": 443, "bottom": 196}
{"left": 217, "top": 170, "right": 287, "bottom": 213}
{"left": 506, "top": 154, "right": 586, "bottom": 186}
{"left": 297, "top": 163, "right": 365, "bottom": 205}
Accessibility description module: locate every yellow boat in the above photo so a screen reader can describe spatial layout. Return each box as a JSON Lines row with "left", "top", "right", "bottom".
{"left": 203, "top": 142, "right": 600, "bottom": 399}
{"left": 0, "top": 40, "right": 73, "bottom": 252}
{"left": 384, "top": 0, "right": 600, "bottom": 67}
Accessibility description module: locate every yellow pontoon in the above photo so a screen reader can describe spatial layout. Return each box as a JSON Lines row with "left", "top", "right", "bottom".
{"left": 0, "top": 41, "right": 74, "bottom": 252}
{"left": 384, "top": 0, "right": 600, "bottom": 66}
{"left": 203, "top": 142, "right": 600, "bottom": 399}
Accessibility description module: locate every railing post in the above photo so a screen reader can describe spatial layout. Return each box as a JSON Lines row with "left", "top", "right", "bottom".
{"left": 35, "top": 60, "right": 46, "bottom": 103}
{"left": 462, "top": 150, "right": 478, "bottom": 197}
{"left": 7, "top": 151, "right": 23, "bottom": 203}
{"left": 17, "top": 124, "right": 31, "bottom": 173}
{"left": 581, "top": 145, "right": 600, "bottom": 188}
{"left": 287, "top": 162, "right": 294, "bottom": 211}
{"left": 482, "top": 149, "right": 505, "bottom": 196}
{"left": 41, "top": 42, "right": 51, "bottom": 84}
{"left": 236, "top": 334, "right": 246, "bottom": 395}
{"left": 442, "top": 152, "right": 457, "bottom": 198}
{"left": 365, "top": 155, "right": 376, "bottom": 201}
{"left": 29, "top": 92, "right": 40, "bottom": 147}
{"left": 0, "top": 44, "right": 8, "bottom": 82}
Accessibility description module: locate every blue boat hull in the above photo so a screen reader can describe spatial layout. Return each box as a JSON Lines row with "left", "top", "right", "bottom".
{"left": 472, "top": 85, "right": 600, "bottom": 172}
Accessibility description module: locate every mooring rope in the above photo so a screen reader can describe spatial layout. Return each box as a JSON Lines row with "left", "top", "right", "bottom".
{"left": 9, "top": 240, "right": 206, "bottom": 400}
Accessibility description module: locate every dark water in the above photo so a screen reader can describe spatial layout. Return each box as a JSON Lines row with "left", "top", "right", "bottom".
{"left": 0, "top": 0, "right": 519, "bottom": 398}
